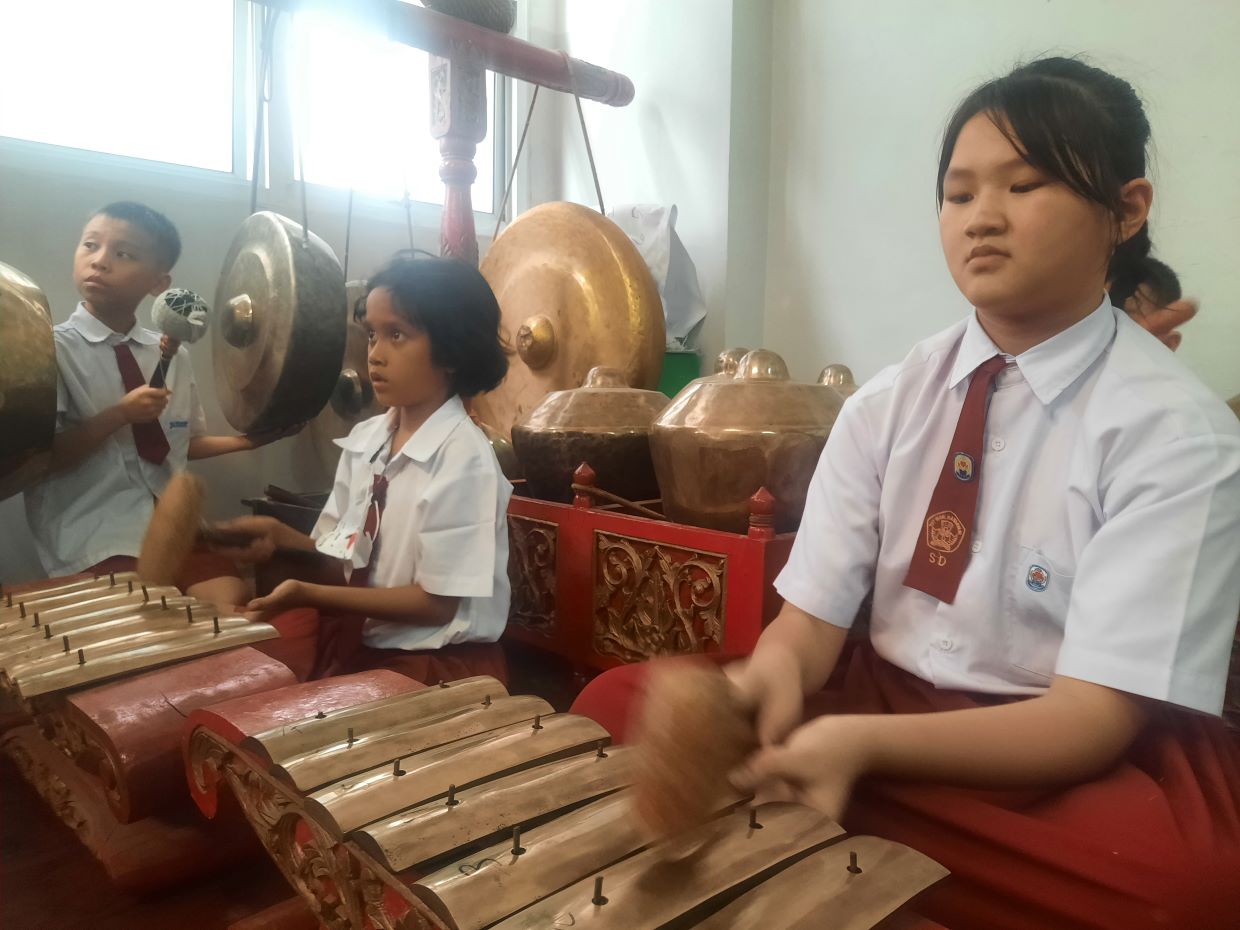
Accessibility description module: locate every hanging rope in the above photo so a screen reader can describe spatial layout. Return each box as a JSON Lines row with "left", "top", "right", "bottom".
{"left": 294, "top": 15, "right": 312, "bottom": 249}
{"left": 343, "top": 187, "right": 355, "bottom": 282}
{"left": 574, "top": 92, "right": 605, "bottom": 216}
{"left": 404, "top": 193, "right": 416, "bottom": 254}
{"left": 249, "top": 6, "right": 280, "bottom": 214}
{"left": 491, "top": 84, "right": 541, "bottom": 243}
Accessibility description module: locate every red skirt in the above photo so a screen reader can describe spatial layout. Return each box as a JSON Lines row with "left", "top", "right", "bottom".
{"left": 279, "top": 608, "right": 509, "bottom": 687}
{"left": 570, "top": 644, "right": 1240, "bottom": 930}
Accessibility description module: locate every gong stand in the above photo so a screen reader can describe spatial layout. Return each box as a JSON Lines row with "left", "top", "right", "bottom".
{"left": 250, "top": 0, "right": 635, "bottom": 265}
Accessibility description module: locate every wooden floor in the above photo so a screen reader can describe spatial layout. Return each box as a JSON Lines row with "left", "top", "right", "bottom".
{"left": 0, "top": 754, "right": 294, "bottom": 930}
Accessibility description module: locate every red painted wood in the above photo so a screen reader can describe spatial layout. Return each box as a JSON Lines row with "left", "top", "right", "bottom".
{"left": 506, "top": 493, "right": 795, "bottom": 673}
{"left": 227, "top": 896, "right": 320, "bottom": 930}
{"left": 431, "top": 52, "right": 487, "bottom": 264}
{"left": 3, "top": 725, "right": 263, "bottom": 894}
{"left": 66, "top": 647, "right": 297, "bottom": 823}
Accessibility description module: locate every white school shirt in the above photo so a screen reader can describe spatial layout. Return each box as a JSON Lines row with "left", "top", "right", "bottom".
{"left": 311, "top": 396, "right": 513, "bottom": 651}
{"left": 776, "top": 296, "right": 1240, "bottom": 715}
{"left": 24, "top": 303, "right": 207, "bottom": 575}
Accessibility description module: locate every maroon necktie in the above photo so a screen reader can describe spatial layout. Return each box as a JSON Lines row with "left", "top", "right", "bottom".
{"left": 348, "top": 474, "right": 388, "bottom": 588}
{"left": 903, "top": 355, "right": 1006, "bottom": 603}
{"left": 113, "top": 343, "right": 171, "bottom": 465}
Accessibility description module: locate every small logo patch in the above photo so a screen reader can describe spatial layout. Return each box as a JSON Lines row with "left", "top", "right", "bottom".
{"left": 952, "top": 452, "right": 975, "bottom": 482}
{"left": 168, "top": 420, "right": 189, "bottom": 429}
{"left": 1026, "top": 564, "right": 1050, "bottom": 592}
{"left": 926, "top": 511, "right": 966, "bottom": 554}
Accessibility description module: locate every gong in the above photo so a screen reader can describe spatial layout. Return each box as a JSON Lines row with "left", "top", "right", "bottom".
{"left": 0, "top": 261, "right": 56, "bottom": 501}
{"left": 212, "top": 212, "right": 348, "bottom": 434}
{"left": 472, "top": 202, "right": 665, "bottom": 438}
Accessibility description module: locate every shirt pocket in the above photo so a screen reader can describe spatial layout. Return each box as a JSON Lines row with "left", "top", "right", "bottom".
{"left": 1003, "top": 545, "right": 1074, "bottom": 685}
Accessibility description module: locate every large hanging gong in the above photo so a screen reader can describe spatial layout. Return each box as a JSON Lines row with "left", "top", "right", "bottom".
{"left": 0, "top": 261, "right": 56, "bottom": 501}
{"left": 212, "top": 212, "right": 348, "bottom": 433}
{"left": 472, "top": 202, "right": 665, "bottom": 437}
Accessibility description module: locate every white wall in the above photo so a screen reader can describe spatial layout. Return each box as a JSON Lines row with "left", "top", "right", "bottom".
{"left": 553, "top": 0, "right": 776, "bottom": 365}
{"left": 763, "top": 0, "right": 1240, "bottom": 396}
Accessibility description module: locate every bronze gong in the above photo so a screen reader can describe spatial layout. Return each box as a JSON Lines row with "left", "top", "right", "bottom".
{"left": 0, "top": 261, "right": 56, "bottom": 501}
{"left": 212, "top": 212, "right": 348, "bottom": 434}
{"left": 472, "top": 202, "right": 666, "bottom": 438}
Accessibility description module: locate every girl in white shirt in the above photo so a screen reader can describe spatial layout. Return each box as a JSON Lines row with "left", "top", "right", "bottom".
{"left": 220, "top": 256, "right": 512, "bottom": 685}
{"left": 573, "top": 56, "right": 1240, "bottom": 930}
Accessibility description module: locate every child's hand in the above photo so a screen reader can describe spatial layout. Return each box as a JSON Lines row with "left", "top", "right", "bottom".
{"left": 246, "top": 578, "right": 309, "bottom": 614}
{"left": 208, "top": 515, "right": 280, "bottom": 563}
{"left": 729, "top": 714, "right": 873, "bottom": 821}
{"left": 120, "top": 386, "right": 171, "bottom": 424}
{"left": 1123, "top": 292, "right": 1197, "bottom": 352}
{"left": 725, "top": 647, "right": 806, "bottom": 747}
{"left": 245, "top": 421, "right": 307, "bottom": 448}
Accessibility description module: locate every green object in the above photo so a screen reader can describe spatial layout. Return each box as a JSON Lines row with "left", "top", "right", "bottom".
{"left": 657, "top": 349, "right": 701, "bottom": 398}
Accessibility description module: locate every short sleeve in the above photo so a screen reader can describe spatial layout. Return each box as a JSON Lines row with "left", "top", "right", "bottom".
{"left": 1056, "top": 432, "right": 1240, "bottom": 714}
{"left": 774, "top": 396, "right": 883, "bottom": 627}
{"left": 415, "top": 460, "right": 502, "bottom": 597}
{"left": 311, "top": 449, "right": 355, "bottom": 541}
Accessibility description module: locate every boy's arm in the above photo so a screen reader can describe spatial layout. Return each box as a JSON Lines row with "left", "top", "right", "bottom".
{"left": 188, "top": 423, "right": 305, "bottom": 460}
{"left": 734, "top": 675, "right": 1144, "bottom": 819}
{"left": 248, "top": 578, "right": 459, "bottom": 627}
{"left": 49, "top": 386, "right": 169, "bottom": 473}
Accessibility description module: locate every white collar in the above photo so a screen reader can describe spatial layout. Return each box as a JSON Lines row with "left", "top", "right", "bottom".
{"left": 68, "top": 302, "right": 160, "bottom": 346}
{"left": 949, "top": 295, "right": 1115, "bottom": 405}
{"left": 334, "top": 395, "right": 471, "bottom": 465}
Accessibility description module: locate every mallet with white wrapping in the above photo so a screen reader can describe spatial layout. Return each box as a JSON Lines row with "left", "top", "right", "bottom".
{"left": 148, "top": 288, "right": 209, "bottom": 389}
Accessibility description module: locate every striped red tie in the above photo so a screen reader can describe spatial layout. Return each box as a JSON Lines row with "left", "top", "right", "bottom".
{"left": 902, "top": 354, "right": 1006, "bottom": 603}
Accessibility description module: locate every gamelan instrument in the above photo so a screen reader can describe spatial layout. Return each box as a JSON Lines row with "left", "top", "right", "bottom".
{"left": 0, "top": 571, "right": 288, "bottom": 890}
{"left": 187, "top": 673, "right": 948, "bottom": 930}
{"left": 0, "top": 259, "right": 57, "bottom": 501}
{"left": 473, "top": 202, "right": 666, "bottom": 440}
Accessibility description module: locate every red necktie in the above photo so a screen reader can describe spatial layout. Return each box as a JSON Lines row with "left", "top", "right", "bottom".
{"left": 903, "top": 354, "right": 1006, "bottom": 603}
{"left": 113, "top": 343, "right": 171, "bottom": 465}
{"left": 348, "top": 474, "right": 388, "bottom": 588}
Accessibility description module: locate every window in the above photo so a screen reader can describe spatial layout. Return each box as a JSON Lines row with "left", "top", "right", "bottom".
{"left": 0, "top": 1, "right": 504, "bottom": 216}
{"left": 0, "top": 0, "right": 234, "bottom": 172}
{"left": 288, "top": 10, "right": 497, "bottom": 211}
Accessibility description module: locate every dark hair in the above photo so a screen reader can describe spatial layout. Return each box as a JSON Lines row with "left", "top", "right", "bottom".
{"left": 93, "top": 201, "right": 182, "bottom": 271}
{"left": 1133, "top": 256, "right": 1181, "bottom": 307}
{"left": 366, "top": 256, "right": 508, "bottom": 398}
{"left": 936, "top": 57, "right": 1156, "bottom": 305}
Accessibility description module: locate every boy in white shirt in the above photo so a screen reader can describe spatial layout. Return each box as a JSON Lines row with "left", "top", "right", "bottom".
{"left": 23, "top": 201, "right": 286, "bottom": 603}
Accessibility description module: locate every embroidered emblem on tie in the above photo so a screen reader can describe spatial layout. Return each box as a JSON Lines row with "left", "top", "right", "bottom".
{"left": 925, "top": 511, "right": 966, "bottom": 556}
{"left": 902, "top": 354, "right": 1007, "bottom": 603}
{"left": 1026, "top": 565, "right": 1050, "bottom": 592}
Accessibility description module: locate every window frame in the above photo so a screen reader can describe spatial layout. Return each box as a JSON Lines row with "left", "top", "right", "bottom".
{"left": 0, "top": 0, "right": 511, "bottom": 233}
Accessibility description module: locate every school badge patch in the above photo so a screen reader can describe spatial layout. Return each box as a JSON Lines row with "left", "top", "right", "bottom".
{"left": 925, "top": 511, "right": 966, "bottom": 554}
{"left": 952, "top": 452, "right": 975, "bottom": 482}
{"left": 1026, "top": 564, "right": 1050, "bottom": 592}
